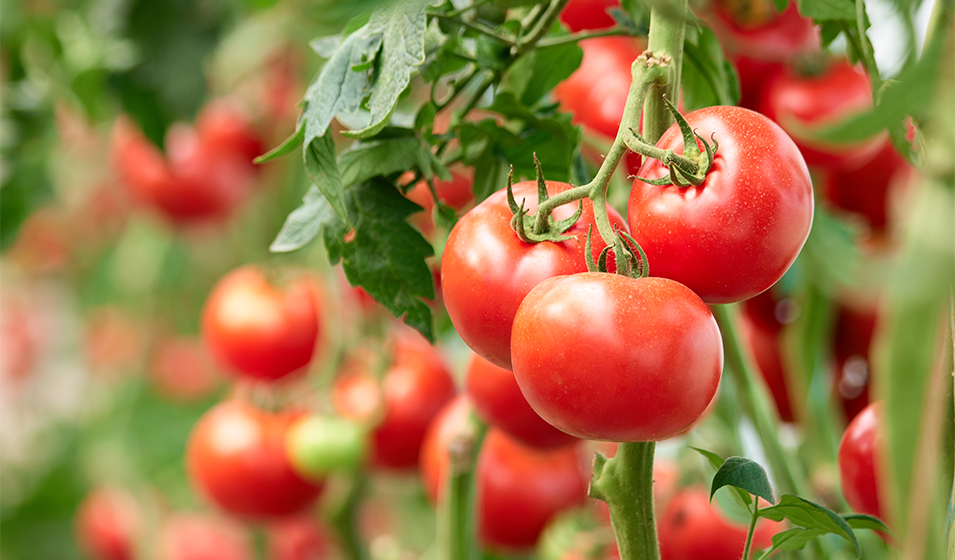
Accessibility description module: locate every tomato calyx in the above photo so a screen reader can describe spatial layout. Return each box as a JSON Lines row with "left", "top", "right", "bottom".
{"left": 626, "top": 98, "right": 719, "bottom": 187}
{"left": 584, "top": 225, "right": 650, "bottom": 279}
{"left": 506, "top": 156, "right": 584, "bottom": 243}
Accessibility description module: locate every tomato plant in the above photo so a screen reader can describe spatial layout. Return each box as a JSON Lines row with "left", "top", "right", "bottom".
{"left": 838, "top": 401, "right": 884, "bottom": 519}
{"left": 201, "top": 266, "right": 322, "bottom": 381}
{"left": 442, "top": 181, "right": 627, "bottom": 370}
{"left": 511, "top": 273, "right": 722, "bottom": 441}
{"left": 186, "top": 400, "right": 325, "bottom": 518}
{"left": 628, "top": 105, "right": 814, "bottom": 303}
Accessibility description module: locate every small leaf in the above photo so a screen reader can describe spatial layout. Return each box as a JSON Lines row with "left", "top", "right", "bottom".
{"left": 519, "top": 39, "right": 583, "bottom": 106}
{"left": 796, "top": 0, "right": 855, "bottom": 21}
{"left": 760, "top": 495, "right": 861, "bottom": 557}
{"left": 304, "top": 131, "right": 349, "bottom": 225}
{"left": 843, "top": 513, "right": 892, "bottom": 534}
{"left": 710, "top": 457, "right": 775, "bottom": 505}
{"left": 338, "top": 136, "right": 423, "bottom": 187}
{"left": 255, "top": 124, "right": 304, "bottom": 163}
{"left": 771, "top": 527, "right": 827, "bottom": 551}
{"left": 270, "top": 186, "right": 336, "bottom": 253}
{"left": 689, "top": 447, "right": 725, "bottom": 472}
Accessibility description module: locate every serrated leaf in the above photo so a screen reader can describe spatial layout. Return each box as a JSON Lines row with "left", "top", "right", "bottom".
{"left": 771, "top": 527, "right": 827, "bottom": 551}
{"left": 796, "top": 0, "right": 855, "bottom": 20}
{"left": 689, "top": 447, "right": 725, "bottom": 472}
{"left": 843, "top": 513, "right": 892, "bottom": 534}
{"left": 519, "top": 40, "right": 583, "bottom": 106}
{"left": 338, "top": 136, "right": 423, "bottom": 186}
{"left": 342, "top": 0, "right": 429, "bottom": 139}
{"left": 304, "top": 131, "right": 349, "bottom": 225}
{"left": 303, "top": 30, "right": 382, "bottom": 145}
{"left": 270, "top": 186, "right": 337, "bottom": 252}
{"left": 711, "top": 457, "right": 775, "bottom": 505}
{"left": 760, "top": 495, "right": 861, "bottom": 556}
{"left": 323, "top": 179, "right": 436, "bottom": 340}
{"left": 255, "top": 123, "right": 304, "bottom": 163}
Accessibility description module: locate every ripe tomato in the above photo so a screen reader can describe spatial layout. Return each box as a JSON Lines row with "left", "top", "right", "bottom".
{"left": 832, "top": 305, "right": 877, "bottom": 422}
{"left": 195, "top": 100, "right": 264, "bottom": 171}
{"left": 149, "top": 335, "right": 223, "bottom": 402}
{"left": 511, "top": 273, "right": 722, "bottom": 442}
{"left": 758, "top": 59, "right": 883, "bottom": 171}
{"left": 740, "top": 292, "right": 796, "bottom": 422}
{"left": 628, "top": 105, "right": 813, "bottom": 304}
{"left": 201, "top": 266, "right": 321, "bottom": 381}
{"left": 465, "top": 352, "right": 578, "bottom": 449}
{"left": 442, "top": 180, "right": 627, "bottom": 370}
{"left": 159, "top": 513, "right": 252, "bottom": 560}
{"left": 75, "top": 487, "right": 139, "bottom": 560}
{"left": 658, "top": 488, "right": 783, "bottom": 560}
{"left": 267, "top": 516, "right": 332, "bottom": 560}
{"left": 333, "top": 328, "right": 457, "bottom": 470}
{"left": 186, "top": 400, "right": 325, "bottom": 518}
{"left": 552, "top": 36, "right": 644, "bottom": 175}
{"left": 838, "top": 401, "right": 883, "bottom": 519}
{"left": 406, "top": 169, "right": 475, "bottom": 237}
{"left": 420, "top": 397, "right": 588, "bottom": 552}
{"left": 559, "top": 0, "right": 620, "bottom": 31}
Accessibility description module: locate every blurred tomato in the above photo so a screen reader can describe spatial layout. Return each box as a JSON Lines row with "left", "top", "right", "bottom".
{"left": 740, "top": 292, "right": 796, "bottom": 422}
{"left": 159, "top": 513, "right": 252, "bottom": 560}
{"left": 838, "top": 401, "right": 883, "bottom": 519}
{"left": 75, "top": 486, "right": 140, "bottom": 560}
{"left": 85, "top": 307, "right": 144, "bottom": 380}
{"left": 406, "top": 169, "right": 475, "bottom": 237}
{"left": 195, "top": 100, "right": 264, "bottom": 171}
{"left": 149, "top": 335, "right": 223, "bottom": 402}
{"left": 267, "top": 516, "right": 332, "bottom": 560}
{"left": 832, "top": 305, "right": 877, "bottom": 423}
{"left": 1, "top": 298, "right": 37, "bottom": 383}
{"left": 559, "top": 0, "right": 620, "bottom": 31}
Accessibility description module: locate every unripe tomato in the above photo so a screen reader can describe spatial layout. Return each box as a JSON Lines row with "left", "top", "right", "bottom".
{"left": 559, "top": 0, "right": 620, "bottom": 31}
{"left": 838, "top": 401, "right": 883, "bottom": 519}
{"left": 420, "top": 397, "right": 588, "bottom": 552}
{"left": 628, "top": 105, "right": 813, "bottom": 303}
{"left": 285, "top": 415, "right": 368, "bottom": 478}
{"left": 201, "top": 266, "right": 321, "bottom": 381}
{"left": 75, "top": 486, "right": 140, "bottom": 560}
{"left": 465, "top": 352, "right": 578, "bottom": 449}
{"left": 442, "top": 181, "right": 627, "bottom": 370}
{"left": 158, "top": 513, "right": 252, "bottom": 560}
{"left": 186, "top": 400, "right": 325, "bottom": 518}
{"left": 658, "top": 488, "right": 783, "bottom": 560}
{"left": 512, "top": 273, "right": 722, "bottom": 441}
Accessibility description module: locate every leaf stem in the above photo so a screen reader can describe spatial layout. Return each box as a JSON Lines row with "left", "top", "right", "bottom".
{"left": 517, "top": 0, "right": 573, "bottom": 55}
{"left": 742, "top": 501, "right": 761, "bottom": 559}
{"left": 438, "top": 411, "right": 488, "bottom": 560}
{"left": 429, "top": 13, "right": 517, "bottom": 47}
{"left": 536, "top": 28, "right": 630, "bottom": 49}
{"left": 589, "top": 442, "right": 660, "bottom": 560}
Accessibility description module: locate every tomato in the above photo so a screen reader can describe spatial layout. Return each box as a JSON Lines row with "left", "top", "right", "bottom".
{"left": 511, "top": 273, "right": 722, "bottom": 441}
{"left": 703, "top": 1, "right": 820, "bottom": 109}
{"left": 201, "top": 266, "right": 321, "bottom": 381}
{"left": 149, "top": 335, "right": 223, "bottom": 402}
{"left": 333, "top": 328, "right": 457, "bottom": 470}
{"left": 758, "top": 59, "right": 883, "bottom": 171}
{"left": 406, "top": 169, "right": 475, "bottom": 236}
{"left": 1, "top": 298, "right": 37, "bottom": 383}
{"left": 838, "top": 401, "right": 883, "bottom": 519}
{"left": 159, "top": 513, "right": 252, "bottom": 560}
{"left": 267, "top": 516, "right": 332, "bottom": 560}
{"left": 465, "top": 352, "right": 578, "bottom": 449}
{"left": 559, "top": 0, "right": 620, "bottom": 32}
{"left": 420, "top": 397, "right": 588, "bottom": 552}
{"left": 740, "top": 292, "right": 796, "bottom": 422}
{"left": 658, "top": 488, "right": 783, "bottom": 560}
{"left": 285, "top": 415, "right": 368, "bottom": 478}
{"left": 85, "top": 306, "right": 145, "bottom": 380}
{"left": 628, "top": 105, "right": 813, "bottom": 304}
{"left": 832, "top": 305, "right": 877, "bottom": 422}
{"left": 186, "top": 400, "right": 325, "bottom": 518}
{"left": 552, "top": 36, "right": 644, "bottom": 175}
{"left": 75, "top": 487, "right": 139, "bottom": 560}
{"left": 195, "top": 100, "right": 264, "bottom": 171}
{"left": 442, "top": 180, "right": 628, "bottom": 370}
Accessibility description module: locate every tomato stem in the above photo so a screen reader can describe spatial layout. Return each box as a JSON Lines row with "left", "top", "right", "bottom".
{"left": 438, "top": 411, "right": 487, "bottom": 560}
{"left": 589, "top": 441, "right": 660, "bottom": 560}
{"left": 327, "top": 474, "right": 371, "bottom": 560}
{"left": 641, "top": 0, "right": 688, "bottom": 144}
{"left": 741, "top": 500, "right": 761, "bottom": 559}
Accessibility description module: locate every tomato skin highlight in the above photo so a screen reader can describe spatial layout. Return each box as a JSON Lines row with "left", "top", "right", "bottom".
{"left": 465, "top": 352, "right": 578, "bottom": 449}
{"left": 511, "top": 273, "right": 723, "bottom": 442}
{"left": 838, "top": 401, "right": 883, "bottom": 519}
{"left": 186, "top": 401, "right": 325, "bottom": 519}
{"left": 628, "top": 105, "right": 813, "bottom": 304}
{"left": 442, "top": 181, "right": 627, "bottom": 370}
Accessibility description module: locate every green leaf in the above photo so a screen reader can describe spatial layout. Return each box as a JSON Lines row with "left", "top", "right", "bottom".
{"left": 519, "top": 40, "right": 583, "bottom": 106}
{"left": 304, "top": 131, "right": 349, "bottom": 225}
{"left": 771, "top": 0, "right": 789, "bottom": 12}
{"left": 760, "top": 495, "right": 861, "bottom": 556}
{"left": 771, "top": 527, "right": 827, "bottom": 551}
{"left": 710, "top": 456, "right": 775, "bottom": 505}
{"left": 796, "top": 0, "right": 855, "bottom": 20}
{"left": 255, "top": 123, "right": 304, "bottom": 163}
{"left": 270, "top": 186, "right": 336, "bottom": 253}
{"left": 819, "top": 21, "right": 844, "bottom": 47}
{"left": 342, "top": 0, "right": 430, "bottom": 139}
{"left": 303, "top": 29, "right": 382, "bottom": 145}
{"left": 681, "top": 26, "right": 739, "bottom": 110}
{"left": 471, "top": 151, "right": 510, "bottom": 202}
{"left": 324, "top": 179, "right": 436, "bottom": 340}
{"left": 689, "top": 447, "right": 725, "bottom": 472}
{"left": 843, "top": 513, "right": 892, "bottom": 534}
{"left": 338, "top": 136, "right": 423, "bottom": 186}
{"left": 570, "top": 149, "right": 592, "bottom": 186}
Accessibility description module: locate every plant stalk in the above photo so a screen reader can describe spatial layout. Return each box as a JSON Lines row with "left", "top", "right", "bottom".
{"left": 641, "top": 0, "right": 688, "bottom": 144}
{"left": 438, "top": 412, "right": 487, "bottom": 560}
{"left": 589, "top": 442, "right": 659, "bottom": 560}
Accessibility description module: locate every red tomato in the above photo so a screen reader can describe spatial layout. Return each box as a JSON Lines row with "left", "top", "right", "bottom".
{"left": 267, "top": 517, "right": 331, "bottom": 560}
{"left": 441, "top": 180, "right": 628, "bottom": 370}
{"left": 628, "top": 105, "right": 813, "bottom": 304}
{"left": 838, "top": 401, "right": 883, "bottom": 519}
{"left": 740, "top": 293, "right": 796, "bottom": 422}
{"left": 511, "top": 273, "right": 722, "bottom": 441}
{"left": 832, "top": 305, "right": 877, "bottom": 422}
{"left": 149, "top": 335, "right": 223, "bottom": 402}
{"left": 186, "top": 400, "right": 325, "bottom": 518}
{"left": 559, "top": 0, "right": 620, "bottom": 31}
{"left": 333, "top": 328, "right": 457, "bottom": 470}
{"left": 552, "top": 36, "right": 644, "bottom": 175}
{"left": 159, "top": 513, "right": 252, "bottom": 560}
{"left": 465, "top": 352, "right": 578, "bottom": 449}
{"left": 195, "top": 100, "right": 264, "bottom": 170}
{"left": 75, "top": 487, "right": 139, "bottom": 560}
{"left": 758, "top": 59, "right": 883, "bottom": 171}
{"left": 406, "top": 169, "right": 475, "bottom": 236}
{"left": 1, "top": 299, "right": 37, "bottom": 383}
{"left": 420, "top": 397, "right": 588, "bottom": 552}
{"left": 201, "top": 266, "right": 321, "bottom": 381}
{"left": 658, "top": 488, "right": 783, "bottom": 560}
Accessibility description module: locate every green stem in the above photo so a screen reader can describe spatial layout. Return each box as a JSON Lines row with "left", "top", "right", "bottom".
{"left": 518, "top": 0, "right": 573, "bottom": 54}
{"left": 328, "top": 475, "right": 370, "bottom": 560}
{"left": 589, "top": 442, "right": 659, "bottom": 560}
{"left": 641, "top": 0, "right": 687, "bottom": 143}
{"left": 711, "top": 304, "right": 805, "bottom": 497}
{"left": 438, "top": 412, "right": 488, "bottom": 560}
{"left": 536, "top": 28, "right": 629, "bottom": 49}
{"left": 429, "top": 13, "right": 517, "bottom": 47}
{"left": 741, "top": 502, "right": 761, "bottom": 560}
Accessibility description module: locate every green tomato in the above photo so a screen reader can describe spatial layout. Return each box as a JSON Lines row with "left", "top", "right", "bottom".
{"left": 286, "top": 415, "right": 368, "bottom": 479}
